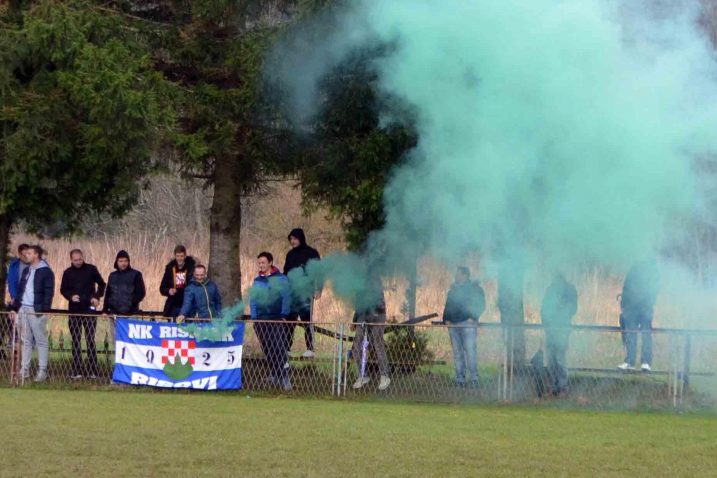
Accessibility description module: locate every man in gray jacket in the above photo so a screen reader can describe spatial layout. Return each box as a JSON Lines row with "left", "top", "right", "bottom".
{"left": 10, "top": 245, "right": 55, "bottom": 382}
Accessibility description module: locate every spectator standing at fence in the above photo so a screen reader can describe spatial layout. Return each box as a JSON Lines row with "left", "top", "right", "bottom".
{"left": 540, "top": 273, "right": 578, "bottom": 396}
{"left": 103, "top": 250, "right": 146, "bottom": 316}
{"left": 618, "top": 260, "right": 659, "bottom": 372}
{"left": 443, "top": 266, "right": 486, "bottom": 387}
{"left": 60, "top": 249, "right": 106, "bottom": 379}
{"left": 177, "top": 265, "right": 222, "bottom": 323}
{"left": 352, "top": 277, "right": 391, "bottom": 391}
{"left": 7, "top": 243, "right": 30, "bottom": 308}
{"left": 284, "top": 228, "right": 321, "bottom": 359}
{"left": 250, "top": 252, "right": 292, "bottom": 391}
{"left": 160, "top": 245, "right": 196, "bottom": 321}
{"left": 9, "top": 245, "right": 54, "bottom": 382}
{"left": 3, "top": 244, "right": 29, "bottom": 358}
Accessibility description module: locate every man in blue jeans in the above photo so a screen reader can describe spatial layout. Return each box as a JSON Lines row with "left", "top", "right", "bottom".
{"left": 443, "top": 267, "right": 486, "bottom": 386}
{"left": 618, "top": 260, "right": 659, "bottom": 372}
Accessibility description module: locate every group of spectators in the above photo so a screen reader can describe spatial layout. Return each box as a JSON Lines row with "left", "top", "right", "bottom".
{"left": 2, "top": 229, "right": 660, "bottom": 396}
{"left": 442, "top": 260, "right": 659, "bottom": 396}
{"left": 2, "top": 229, "right": 324, "bottom": 387}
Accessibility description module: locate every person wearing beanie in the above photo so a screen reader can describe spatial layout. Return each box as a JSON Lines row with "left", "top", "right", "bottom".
{"left": 103, "top": 250, "right": 146, "bottom": 315}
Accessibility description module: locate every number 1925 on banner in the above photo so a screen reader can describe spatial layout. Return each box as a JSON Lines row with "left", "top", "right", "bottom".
{"left": 112, "top": 318, "right": 245, "bottom": 390}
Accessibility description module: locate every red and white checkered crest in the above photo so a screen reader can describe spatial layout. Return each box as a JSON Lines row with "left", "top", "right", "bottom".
{"left": 161, "top": 339, "right": 196, "bottom": 366}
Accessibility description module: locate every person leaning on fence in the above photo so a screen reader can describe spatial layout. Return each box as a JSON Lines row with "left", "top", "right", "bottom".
{"left": 284, "top": 228, "right": 321, "bottom": 359}
{"left": 250, "top": 252, "right": 292, "bottom": 391}
{"left": 618, "top": 259, "right": 659, "bottom": 372}
{"left": 351, "top": 279, "right": 391, "bottom": 391}
{"left": 540, "top": 273, "right": 578, "bottom": 397}
{"left": 7, "top": 243, "right": 30, "bottom": 308}
{"left": 2, "top": 244, "right": 29, "bottom": 359}
{"left": 160, "top": 245, "right": 196, "bottom": 321}
{"left": 103, "top": 250, "right": 146, "bottom": 316}
{"left": 60, "top": 249, "right": 106, "bottom": 380}
{"left": 9, "top": 245, "right": 54, "bottom": 382}
{"left": 177, "top": 265, "right": 222, "bottom": 323}
{"left": 442, "top": 266, "right": 486, "bottom": 387}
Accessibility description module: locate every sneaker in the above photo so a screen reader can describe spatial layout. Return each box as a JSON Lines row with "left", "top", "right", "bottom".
{"left": 378, "top": 375, "right": 391, "bottom": 391}
{"left": 352, "top": 376, "right": 370, "bottom": 389}
{"left": 34, "top": 371, "right": 48, "bottom": 382}
{"left": 617, "top": 362, "right": 635, "bottom": 371}
{"left": 70, "top": 374, "right": 83, "bottom": 380}
{"left": 281, "top": 377, "right": 293, "bottom": 391}
{"left": 302, "top": 350, "right": 316, "bottom": 359}
{"left": 641, "top": 363, "right": 652, "bottom": 372}
{"left": 88, "top": 374, "right": 98, "bottom": 380}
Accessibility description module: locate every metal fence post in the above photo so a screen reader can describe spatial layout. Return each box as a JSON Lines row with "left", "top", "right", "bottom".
{"left": 335, "top": 322, "right": 344, "bottom": 397}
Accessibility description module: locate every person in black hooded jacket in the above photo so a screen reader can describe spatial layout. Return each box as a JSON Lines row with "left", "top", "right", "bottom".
{"left": 283, "top": 228, "right": 321, "bottom": 358}
{"left": 103, "top": 250, "right": 146, "bottom": 315}
{"left": 159, "top": 245, "right": 196, "bottom": 320}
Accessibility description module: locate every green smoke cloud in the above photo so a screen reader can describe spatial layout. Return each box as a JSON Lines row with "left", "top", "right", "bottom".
{"left": 272, "top": 0, "right": 717, "bottom": 299}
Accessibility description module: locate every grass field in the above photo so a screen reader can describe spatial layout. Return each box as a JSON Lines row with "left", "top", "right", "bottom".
{"left": 2, "top": 389, "right": 717, "bottom": 477}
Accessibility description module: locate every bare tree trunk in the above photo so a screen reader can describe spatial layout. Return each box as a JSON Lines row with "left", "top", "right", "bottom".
{"left": 209, "top": 158, "right": 243, "bottom": 305}
{"left": 0, "top": 214, "right": 12, "bottom": 305}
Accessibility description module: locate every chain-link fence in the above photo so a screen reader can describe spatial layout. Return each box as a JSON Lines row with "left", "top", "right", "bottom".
{"left": 1, "top": 312, "right": 716, "bottom": 410}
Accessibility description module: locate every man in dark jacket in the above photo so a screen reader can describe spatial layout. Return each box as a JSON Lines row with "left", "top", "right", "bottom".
{"left": 60, "top": 249, "right": 106, "bottom": 379}
{"left": 443, "top": 267, "right": 486, "bottom": 386}
{"left": 159, "top": 245, "right": 196, "bottom": 321}
{"left": 540, "top": 273, "right": 578, "bottom": 396}
{"left": 618, "top": 260, "right": 659, "bottom": 372}
{"left": 177, "top": 265, "right": 222, "bottom": 322}
{"left": 103, "top": 250, "right": 146, "bottom": 315}
{"left": 284, "top": 228, "right": 321, "bottom": 358}
{"left": 10, "top": 245, "right": 54, "bottom": 382}
{"left": 250, "top": 252, "right": 292, "bottom": 391}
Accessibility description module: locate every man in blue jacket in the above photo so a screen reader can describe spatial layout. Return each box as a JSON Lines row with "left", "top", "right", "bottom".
{"left": 250, "top": 252, "right": 292, "bottom": 391}
{"left": 6, "top": 243, "right": 30, "bottom": 306}
{"left": 9, "top": 245, "right": 54, "bottom": 382}
{"left": 177, "top": 265, "right": 222, "bottom": 322}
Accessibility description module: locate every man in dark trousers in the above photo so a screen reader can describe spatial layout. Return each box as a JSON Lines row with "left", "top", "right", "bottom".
{"left": 443, "top": 266, "right": 486, "bottom": 386}
{"left": 540, "top": 273, "right": 578, "bottom": 396}
{"left": 9, "top": 245, "right": 54, "bottom": 382}
{"left": 60, "top": 249, "right": 106, "bottom": 379}
{"left": 618, "top": 260, "right": 659, "bottom": 372}
{"left": 250, "top": 252, "right": 292, "bottom": 391}
{"left": 103, "top": 250, "right": 146, "bottom": 316}
{"left": 283, "top": 228, "right": 321, "bottom": 358}
{"left": 160, "top": 245, "right": 196, "bottom": 321}
{"left": 177, "top": 265, "right": 222, "bottom": 323}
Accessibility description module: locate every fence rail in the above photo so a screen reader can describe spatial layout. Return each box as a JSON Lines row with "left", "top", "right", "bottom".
{"left": 0, "top": 311, "right": 715, "bottom": 410}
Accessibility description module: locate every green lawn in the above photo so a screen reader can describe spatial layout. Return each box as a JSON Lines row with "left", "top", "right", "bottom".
{"left": 1, "top": 389, "right": 716, "bottom": 477}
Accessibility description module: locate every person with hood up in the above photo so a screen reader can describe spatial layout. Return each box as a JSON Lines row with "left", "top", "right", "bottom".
{"left": 283, "top": 228, "right": 321, "bottom": 358}
{"left": 9, "top": 245, "right": 54, "bottom": 382}
{"left": 177, "top": 264, "right": 222, "bottom": 322}
{"left": 443, "top": 266, "right": 486, "bottom": 386}
{"left": 540, "top": 272, "right": 578, "bottom": 396}
{"left": 103, "top": 250, "right": 146, "bottom": 315}
{"left": 250, "top": 252, "right": 292, "bottom": 391}
{"left": 159, "top": 245, "right": 196, "bottom": 321}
